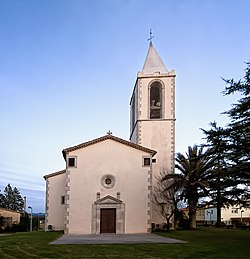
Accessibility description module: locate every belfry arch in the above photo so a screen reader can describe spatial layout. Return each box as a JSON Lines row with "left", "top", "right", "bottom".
{"left": 149, "top": 80, "right": 164, "bottom": 119}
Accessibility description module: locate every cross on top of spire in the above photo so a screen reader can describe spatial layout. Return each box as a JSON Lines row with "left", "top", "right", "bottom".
{"left": 148, "top": 29, "right": 154, "bottom": 44}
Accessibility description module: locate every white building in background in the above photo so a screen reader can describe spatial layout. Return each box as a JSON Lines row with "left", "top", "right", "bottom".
{"left": 205, "top": 206, "right": 250, "bottom": 225}
{"left": 44, "top": 42, "right": 176, "bottom": 234}
{"left": 204, "top": 207, "right": 217, "bottom": 223}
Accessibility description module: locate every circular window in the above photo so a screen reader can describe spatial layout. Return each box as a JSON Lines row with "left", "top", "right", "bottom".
{"left": 101, "top": 175, "right": 115, "bottom": 189}
{"left": 105, "top": 178, "right": 112, "bottom": 185}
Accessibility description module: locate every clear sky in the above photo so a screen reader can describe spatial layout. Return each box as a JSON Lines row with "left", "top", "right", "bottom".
{"left": 0, "top": 0, "right": 249, "bottom": 213}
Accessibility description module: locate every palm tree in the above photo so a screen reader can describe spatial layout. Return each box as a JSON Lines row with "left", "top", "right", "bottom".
{"left": 162, "top": 145, "right": 215, "bottom": 229}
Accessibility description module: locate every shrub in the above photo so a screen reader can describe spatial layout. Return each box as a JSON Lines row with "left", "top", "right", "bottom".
{"left": 178, "top": 218, "right": 190, "bottom": 229}
{"left": 235, "top": 222, "right": 247, "bottom": 229}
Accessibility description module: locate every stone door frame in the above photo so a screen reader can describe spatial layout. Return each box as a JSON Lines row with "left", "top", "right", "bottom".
{"left": 91, "top": 195, "right": 125, "bottom": 234}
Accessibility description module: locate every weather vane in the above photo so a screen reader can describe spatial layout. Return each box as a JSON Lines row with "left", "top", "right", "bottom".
{"left": 148, "top": 29, "right": 154, "bottom": 43}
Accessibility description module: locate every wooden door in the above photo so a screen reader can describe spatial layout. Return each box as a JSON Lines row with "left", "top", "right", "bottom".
{"left": 100, "top": 208, "right": 116, "bottom": 233}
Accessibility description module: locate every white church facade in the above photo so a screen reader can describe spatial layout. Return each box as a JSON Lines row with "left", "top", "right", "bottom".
{"left": 44, "top": 42, "right": 176, "bottom": 234}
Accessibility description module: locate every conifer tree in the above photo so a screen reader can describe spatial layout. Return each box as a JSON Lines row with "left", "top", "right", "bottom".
{"left": 0, "top": 184, "right": 24, "bottom": 211}
{"left": 203, "top": 63, "right": 250, "bottom": 214}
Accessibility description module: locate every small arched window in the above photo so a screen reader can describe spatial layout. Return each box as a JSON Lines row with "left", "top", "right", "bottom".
{"left": 150, "top": 82, "right": 162, "bottom": 119}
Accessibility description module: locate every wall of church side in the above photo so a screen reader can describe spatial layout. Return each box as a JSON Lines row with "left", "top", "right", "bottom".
{"left": 66, "top": 139, "right": 152, "bottom": 234}
{"left": 45, "top": 179, "right": 49, "bottom": 230}
{"left": 64, "top": 168, "right": 70, "bottom": 234}
{"left": 45, "top": 173, "right": 66, "bottom": 231}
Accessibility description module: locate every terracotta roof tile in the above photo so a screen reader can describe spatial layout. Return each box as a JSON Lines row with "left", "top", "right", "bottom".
{"left": 43, "top": 169, "right": 66, "bottom": 180}
{"left": 62, "top": 134, "right": 156, "bottom": 159}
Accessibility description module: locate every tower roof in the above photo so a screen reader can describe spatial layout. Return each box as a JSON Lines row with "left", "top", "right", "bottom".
{"left": 142, "top": 43, "right": 168, "bottom": 74}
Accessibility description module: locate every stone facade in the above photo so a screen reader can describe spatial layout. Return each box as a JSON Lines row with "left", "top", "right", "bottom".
{"left": 44, "top": 170, "right": 66, "bottom": 231}
{"left": 44, "top": 135, "right": 156, "bottom": 234}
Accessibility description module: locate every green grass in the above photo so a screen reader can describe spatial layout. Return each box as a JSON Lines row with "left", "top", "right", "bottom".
{"left": 0, "top": 228, "right": 249, "bottom": 258}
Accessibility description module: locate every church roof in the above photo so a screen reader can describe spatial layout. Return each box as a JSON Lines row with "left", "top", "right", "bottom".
{"left": 62, "top": 134, "right": 157, "bottom": 159}
{"left": 43, "top": 169, "right": 66, "bottom": 180}
{"left": 142, "top": 43, "right": 168, "bottom": 74}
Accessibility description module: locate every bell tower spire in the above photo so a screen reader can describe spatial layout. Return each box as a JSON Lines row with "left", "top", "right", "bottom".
{"left": 142, "top": 40, "right": 168, "bottom": 74}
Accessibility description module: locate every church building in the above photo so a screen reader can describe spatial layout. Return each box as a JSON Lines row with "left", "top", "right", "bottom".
{"left": 44, "top": 42, "right": 176, "bottom": 234}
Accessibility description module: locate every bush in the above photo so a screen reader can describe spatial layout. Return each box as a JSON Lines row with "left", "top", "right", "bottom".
{"left": 178, "top": 218, "right": 190, "bottom": 229}
{"left": 0, "top": 216, "right": 4, "bottom": 227}
{"left": 235, "top": 222, "right": 247, "bottom": 229}
{"left": 17, "top": 213, "right": 30, "bottom": 232}
{"left": 220, "top": 222, "right": 227, "bottom": 227}
{"left": 3, "top": 225, "right": 12, "bottom": 232}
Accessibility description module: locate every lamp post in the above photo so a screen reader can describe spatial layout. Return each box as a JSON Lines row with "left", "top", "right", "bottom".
{"left": 38, "top": 213, "right": 42, "bottom": 230}
{"left": 28, "top": 206, "right": 33, "bottom": 231}
{"left": 241, "top": 210, "right": 244, "bottom": 223}
{"left": 23, "top": 196, "right": 26, "bottom": 213}
{"left": 207, "top": 211, "right": 211, "bottom": 224}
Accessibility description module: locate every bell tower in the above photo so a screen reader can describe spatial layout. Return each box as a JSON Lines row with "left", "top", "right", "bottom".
{"left": 130, "top": 42, "right": 176, "bottom": 224}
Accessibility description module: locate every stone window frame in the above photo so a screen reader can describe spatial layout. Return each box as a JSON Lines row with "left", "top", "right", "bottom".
{"left": 143, "top": 156, "right": 151, "bottom": 167}
{"left": 67, "top": 156, "right": 77, "bottom": 168}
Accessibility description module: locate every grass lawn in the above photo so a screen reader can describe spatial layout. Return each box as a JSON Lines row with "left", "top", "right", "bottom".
{"left": 0, "top": 227, "right": 249, "bottom": 258}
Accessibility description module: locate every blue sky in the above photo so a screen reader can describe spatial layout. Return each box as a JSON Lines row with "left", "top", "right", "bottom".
{"left": 0, "top": 0, "right": 249, "bottom": 213}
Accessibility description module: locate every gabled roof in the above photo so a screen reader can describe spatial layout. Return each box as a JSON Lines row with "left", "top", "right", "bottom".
{"left": 62, "top": 134, "right": 156, "bottom": 159}
{"left": 43, "top": 169, "right": 66, "bottom": 180}
{"left": 94, "top": 195, "right": 122, "bottom": 205}
{"left": 142, "top": 43, "right": 168, "bottom": 74}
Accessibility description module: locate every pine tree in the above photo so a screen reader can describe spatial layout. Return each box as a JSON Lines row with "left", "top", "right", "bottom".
{"left": 203, "top": 62, "right": 250, "bottom": 211}
{"left": 0, "top": 193, "right": 6, "bottom": 208}
{"left": 0, "top": 184, "right": 24, "bottom": 211}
